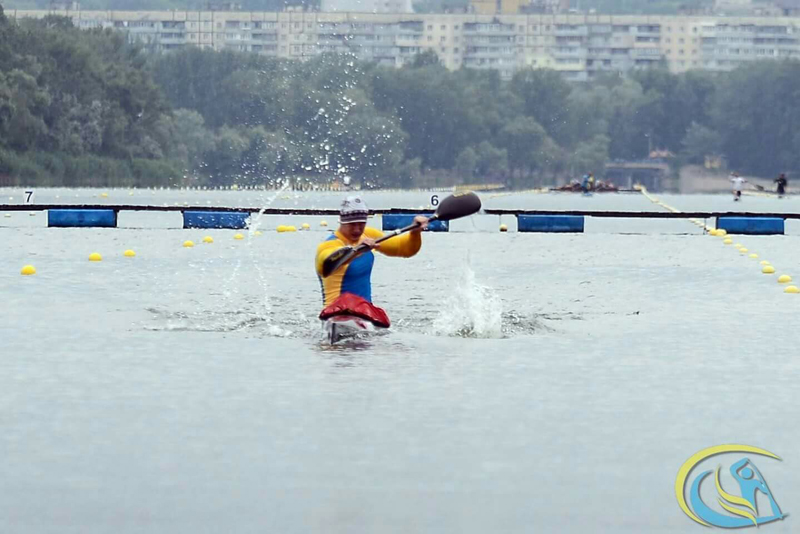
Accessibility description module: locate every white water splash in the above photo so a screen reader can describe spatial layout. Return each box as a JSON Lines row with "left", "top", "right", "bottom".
{"left": 247, "top": 179, "right": 292, "bottom": 236}
{"left": 431, "top": 265, "right": 504, "bottom": 339}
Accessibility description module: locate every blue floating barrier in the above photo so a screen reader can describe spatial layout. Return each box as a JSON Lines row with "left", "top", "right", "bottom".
{"left": 183, "top": 211, "right": 250, "bottom": 229}
{"left": 382, "top": 213, "right": 448, "bottom": 232}
{"left": 517, "top": 215, "right": 584, "bottom": 233}
{"left": 717, "top": 217, "right": 784, "bottom": 235}
{"left": 48, "top": 209, "right": 117, "bottom": 228}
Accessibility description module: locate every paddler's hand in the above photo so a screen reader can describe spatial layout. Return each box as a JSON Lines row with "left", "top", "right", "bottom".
{"left": 360, "top": 237, "right": 380, "bottom": 250}
{"left": 411, "top": 215, "right": 429, "bottom": 233}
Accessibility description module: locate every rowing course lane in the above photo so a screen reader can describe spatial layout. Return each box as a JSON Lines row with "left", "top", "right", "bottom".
{"left": 4, "top": 189, "right": 800, "bottom": 235}
{"left": 1, "top": 191, "right": 799, "bottom": 533}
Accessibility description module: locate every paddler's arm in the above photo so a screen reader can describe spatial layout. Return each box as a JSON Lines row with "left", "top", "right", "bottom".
{"left": 364, "top": 217, "right": 427, "bottom": 258}
{"left": 315, "top": 238, "right": 347, "bottom": 276}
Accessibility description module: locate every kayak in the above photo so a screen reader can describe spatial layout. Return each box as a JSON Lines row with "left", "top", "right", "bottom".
{"left": 322, "top": 315, "right": 386, "bottom": 344}
{"left": 319, "top": 292, "right": 391, "bottom": 345}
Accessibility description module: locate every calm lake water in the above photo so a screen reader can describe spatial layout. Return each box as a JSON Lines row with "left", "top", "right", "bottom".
{"left": 1, "top": 188, "right": 799, "bottom": 533}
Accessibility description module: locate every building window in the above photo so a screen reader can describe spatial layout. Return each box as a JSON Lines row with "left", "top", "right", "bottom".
{"left": 427, "top": 25, "right": 432, "bottom": 30}
{"left": 440, "top": 36, "right": 445, "bottom": 42}
{"left": 441, "top": 25, "right": 446, "bottom": 30}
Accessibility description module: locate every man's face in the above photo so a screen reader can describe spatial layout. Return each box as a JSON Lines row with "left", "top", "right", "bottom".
{"left": 340, "top": 221, "right": 366, "bottom": 242}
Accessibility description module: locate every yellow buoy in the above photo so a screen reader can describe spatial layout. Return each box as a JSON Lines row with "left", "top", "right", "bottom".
{"left": 760, "top": 260, "right": 771, "bottom": 265}
{"left": 123, "top": 249, "right": 136, "bottom": 257}
{"left": 234, "top": 233, "right": 245, "bottom": 240}
{"left": 285, "top": 225, "right": 297, "bottom": 232}
{"left": 749, "top": 253, "right": 759, "bottom": 259}
{"left": 778, "top": 275, "right": 792, "bottom": 284}
{"left": 739, "top": 248, "right": 748, "bottom": 254}
{"left": 203, "top": 236, "right": 214, "bottom": 244}
{"left": 320, "top": 221, "right": 328, "bottom": 227}
{"left": 708, "top": 229, "right": 719, "bottom": 236}
{"left": 100, "top": 192, "right": 109, "bottom": 198}
{"left": 499, "top": 224, "right": 508, "bottom": 232}
{"left": 20, "top": 265, "right": 36, "bottom": 275}
{"left": 254, "top": 230, "right": 262, "bottom": 236}
{"left": 785, "top": 285, "right": 799, "bottom": 294}
{"left": 276, "top": 225, "right": 287, "bottom": 233}
{"left": 723, "top": 238, "right": 733, "bottom": 245}
{"left": 716, "top": 229, "right": 727, "bottom": 236}
{"left": 734, "top": 244, "right": 742, "bottom": 248}
{"left": 89, "top": 252, "right": 102, "bottom": 262}
{"left": 762, "top": 265, "right": 776, "bottom": 274}
{"left": 301, "top": 223, "right": 311, "bottom": 230}
{"left": 183, "top": 240, "right": 195, "bottom": 248}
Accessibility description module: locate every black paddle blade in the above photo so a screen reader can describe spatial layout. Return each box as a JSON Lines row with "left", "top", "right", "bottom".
{"left": 322, "top": 246, "right": 356, "bottom": 277}
{"left": 435, "top": 191, "right": 482, "bottom": 221}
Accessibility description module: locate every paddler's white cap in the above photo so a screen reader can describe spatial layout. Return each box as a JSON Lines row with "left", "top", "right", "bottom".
{"left": 339, "top": 195, "right": 369, "bottom": 224}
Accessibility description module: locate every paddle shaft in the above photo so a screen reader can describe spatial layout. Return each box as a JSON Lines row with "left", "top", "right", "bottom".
{"left": 321, "top": 216, "right": 435, "bottom": 277}
{"left": 321, "top": 191, "right": 481, "bottom": 278}
{"left": 359, "top": 214, "right": 437, "bottom": 250}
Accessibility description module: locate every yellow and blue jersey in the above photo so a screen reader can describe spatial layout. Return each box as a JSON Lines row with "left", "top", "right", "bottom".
{"left": 315, "top": 227, "right": 422, "bottom": 307}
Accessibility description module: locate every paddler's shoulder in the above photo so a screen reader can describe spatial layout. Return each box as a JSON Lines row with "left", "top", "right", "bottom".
{"left": 317, "top": 232, "right": 343, "bottom": 252}
{"left": 363, "top": 227, "right": 384, "bottom": 238}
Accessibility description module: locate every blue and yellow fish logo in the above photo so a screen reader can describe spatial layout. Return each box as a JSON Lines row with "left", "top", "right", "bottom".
{"left": 676, "top": 445, "right": 786, "bottom": 528}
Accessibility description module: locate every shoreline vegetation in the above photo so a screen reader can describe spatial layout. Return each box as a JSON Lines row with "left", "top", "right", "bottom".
{"left": 2, "top": 6, "right": 800, "bottom": 191}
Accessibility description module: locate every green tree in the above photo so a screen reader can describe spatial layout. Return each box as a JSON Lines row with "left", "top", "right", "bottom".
{"left": 497, "top": 116, "right": 551, "bottom": 176}
{"left": 510, "top": 68, "right": 573, "bottom": 145}
{"left": 712, "top": 60, "right": 800, "bottom": 175}
{"left": 680, "top": 122, "right": 721, "bottom": 165}
{"left": 455, "top": 146, "right": 478, "bottom": 180}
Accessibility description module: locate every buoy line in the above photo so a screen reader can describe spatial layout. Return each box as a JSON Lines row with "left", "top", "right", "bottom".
{"left": 638, "top": 187, "right": 796, "bottom": 295}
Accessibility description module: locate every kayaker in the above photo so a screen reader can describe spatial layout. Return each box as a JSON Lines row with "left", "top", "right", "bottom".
{"left": 730, "top": 172, "right": 747, "bottom": 201}
{"left": 315, "top": 195, "right": 428, "bottom": 324}
{"left": 581, "top": 173, "right": 595, "bottom": 193}
{"left": 775, "top": 173, "right": 788, "bottom": 196}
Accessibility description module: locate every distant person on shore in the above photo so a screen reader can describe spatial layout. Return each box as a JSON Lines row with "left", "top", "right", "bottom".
{"left": 581, "top": 173, "right": 595, "bottom": 194}
{"left": 775, "top": 173, "right": 788, "bottom": 197}
{"left": 730, "top": 172, "right": 747, "bottom": 201}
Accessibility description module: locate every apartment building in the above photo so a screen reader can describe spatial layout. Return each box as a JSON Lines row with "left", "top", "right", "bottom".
{"left": 7, "top": 9, "right": 800, "bottom": 80}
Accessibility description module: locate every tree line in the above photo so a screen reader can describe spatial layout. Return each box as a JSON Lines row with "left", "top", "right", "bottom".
{"left": 2, "top": 8, "right": 799, "bottom": 188}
